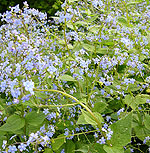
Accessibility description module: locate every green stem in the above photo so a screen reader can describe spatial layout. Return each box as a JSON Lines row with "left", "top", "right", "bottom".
{"left": 33, "top": 88, "right": 102, "bottom": 130}
{"left": 35, "top": 103, "right": 78, "bottom": 108}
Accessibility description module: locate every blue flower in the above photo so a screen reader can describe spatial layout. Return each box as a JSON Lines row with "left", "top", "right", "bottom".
{"left": 8, "top": 145, "right": 17, "bottom": 153}
{"left": 18, "top": 143, "right": 27, "bottom": 152}
{"left": 23, "top": 80, "right": 34, "bottom": 95}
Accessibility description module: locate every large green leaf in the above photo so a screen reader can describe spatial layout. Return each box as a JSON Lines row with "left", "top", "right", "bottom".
{"left": 135, "top": 94, "right": 149, "bottom": 104}
{"left": 144, "top": 113, "right": 150, "bottom": 130}
{"left": 76, "top": 110, "right": 103, "bottom": 126}
{"left": 25, "top": 111, "right": 46, "bottom": 126}
{"left": 134, "top": 125, "right": 150, "bottom": 141}
{"left": 44, "top": 148, "right": 53, "bottom": 153}
{"left": 68, "top": 0, "right": 78, "bottom": 3}
{"left": 0, "top": 114, "right": 25, "bottom": 132}
{"left": 126, "top": 1, "right": 143, "bottom": 7}
{"left": 123, "top": 95, "right": 136, "bottom": 110}
{"left": 93, "top": 112, "right": 104, "bottom": 123}
{"left": 76, "top": 113, "right": 90, "bottom": 125}
{"left": 117, "top": 16, "right": 128, "bottom": 26}
{"left": 51, "top": 134, "right": 65, "bottom": 151}
{"left": 65, "top": 140, "right": 75, "bottom": 153}
{"left": 110, "top": 112, "right": 132, "bottom": 147}
{"left": 82, "top": 43, "right": 95, "bottom": 51}
{"left": 96, "top": 48, "right": 108, "bottom": 54}
{"left": 93, "top": 102, "right": 108, "bottom": 113}
{"left": 103, "top": 145, "right": 124, "bottom": 153}
{"left": 87, "top": 14, "right": 99, "bottom": 22}
{"left": 58, "top": 74, "right": 76, "bottom": 81}
{"left": 76, "top": 144, "right": 106, "bottom": 153}
{"left": 124, "top": 94, "right": 149, "bottom": 110}
{"left": 77, "top": 109, "right": 97, "bottom": 125}
{"left": 34, "top": 91, "right": 49, "bottom": 99}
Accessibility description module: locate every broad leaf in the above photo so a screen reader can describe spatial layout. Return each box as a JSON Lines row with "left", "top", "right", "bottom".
{"left": 126, "top": 1, "right": 142, "bottom": 7}
{"left": 34, "top": 91, "right": 49, "bottom": 99}
{"left": 58, "top": 74, "right": 76, "bottom": 81}
{"left": 65, "top": 140, "right": 75, "bottom": 153}
{"left": 82, "top": 109, "right": 97, "bottom": 125}
{"left": 93, "top": 102, "right": 108, "bottom": 113}
{"left": 124, "top": 95, "right": 137, "bottom": 110}
{"left": 96, "top": 48, "right": 108, "bottom": 54}
{"left": 25, "top": 111, "right": 46, "bottom": 126}
{"left": 117, "top": 16, "right": 128, "bottom": 26}
{"left": 44, "top": 148, "right": 53, "bottom": 153}
{"left": 144, "top": 113, "right": 150, "bottom": 130}
{"left": 124, "top": 94, "right": 149, "bottom": 110}
{"left": 76, "top": 143, "right": 106, "bottom": 153}
{"left": 0, "top": 114, "right": 25, "bottom": 132}
{"left": 82, "top": 43, "right": 95, "bottom": 51}
{"left": 110, "top": 112, "right": 132, "bottom": 147}
{"left": 134, "top": 125, "right": 150, "bottom": 141}
{"left": 52, "top": 134, "right": 65, "bottom": 151}
{"left": 77, "top": 110, "right": 103, "bottom": 126}
{"left": 103, "top": 145, "right": 124, "bottom": 153}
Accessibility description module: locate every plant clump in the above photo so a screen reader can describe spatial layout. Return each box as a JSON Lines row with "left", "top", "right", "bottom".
{"left": 0, "top": 0, "right": 150, "bottom": 152}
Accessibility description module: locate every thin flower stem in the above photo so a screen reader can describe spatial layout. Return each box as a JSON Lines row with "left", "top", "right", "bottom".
{"left": 35, "top": 103, "right": 79, "bottom": 108}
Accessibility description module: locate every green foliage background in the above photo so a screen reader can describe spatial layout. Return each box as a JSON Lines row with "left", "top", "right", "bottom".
{"left": 0, "top": 0, "right": 64, "bottom": 16}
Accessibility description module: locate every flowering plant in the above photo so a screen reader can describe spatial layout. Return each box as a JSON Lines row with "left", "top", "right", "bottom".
{"left": 0, "top": 0, "right": 150, "bottom": 152}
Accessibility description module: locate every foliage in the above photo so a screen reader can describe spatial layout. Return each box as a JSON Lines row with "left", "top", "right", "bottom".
{"left": 0, "top": 0, "right": 150, "bottom": 152}
{"left": 0, "top": 0, "right": 64, "bottom": 17}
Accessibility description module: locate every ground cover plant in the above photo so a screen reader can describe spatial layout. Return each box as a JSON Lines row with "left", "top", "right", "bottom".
{"left": 0, "top": 0, "right": 150, "bottom": 152}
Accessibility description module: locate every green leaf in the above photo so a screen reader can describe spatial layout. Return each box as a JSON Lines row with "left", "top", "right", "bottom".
{"left": 44, "top": 148, "right": 53, "bottom": 153}
{"left": 25, "top": 111, "right": 46, "bottom": 126}
{"left": 75, "top": 21, "right": 88, "bottom": 25}
{"left": 66, "top": 22, "right": 74, "bottom": 30}
{"left": 26, "top": 124, "right": 42, "bottom": 135}
{"left": 93, "top": 112, "right": 104, "bottom": 123}
{"left": 96, "top": 48, "right": 108, "bottom": 54}
{"left": 0, "top": 115, "right": 25, "bottom": 132}
{"left": 87, "top": 14, "right": 99, "bottom": 22}
{"left": 124, "top": 95, "right": 137, "bottom": 110}
{"left": 81, "top": 109, "right": 97, "bottom": 125}
{"left": 117, "top": 16, "right": 128, "bottom": 26}
{"left": 0, "top": 136, "right": 7, "bottom": 149}
{"left": 93, "top": 102, "right": 108, "bottom": 113}
{"left": 58, "top": 74, "right": 76, "bottom": 81}
{"left": 144, "top": 113, "right": 150, "bottom": 130}
{"left": 75, "top": 145, "right": 89, "bottom": 153}
{"left": 110, "top": 112, "right": 132, "bottom": 147}
{"left": 135, "top": 94, "right": 148, "bottom": 104}
{"left": 52, "top": 134, "right": 65, "bottom": 151}
{"left": 82, "top": 43, "right": 95, "bottom": 51}
{"left": 68, "top": 44, "right": 73, "bottom": 49}
{"left": 134, "top": 125, "right": 150, "bottom": 141}
{"left": 128, "top": 84, "right": 141, "bottom": 91}
{"left": 76, "top": 113, "right": 89, "bottom": 125}
{"left": 68, "top": 0, "right": 78, "bottom": 3}
{"left": 22, "top": 99, "right": 36, "bottom": 107}
{"left": 102, "top": 40, "right": 114, "bottom": 46}
{"left": 34, "top": 91, "right": 49, "bottom": 99}
{"left": 76, "top": 144, "right": 106, "bottom": 153}
{"left": 88, "top": 25, "right": 101, "bottom": 34}
{"left": 65, "top": 140, "right": 75, "bottom": 153}
{"left": 103, "top": 145, "right": 124, "bottom": 153}
{"left": 124, "top": 94, "right": 149, "bottom": 110}
{"left": 126, "top": 1, "right": 142, "bottom": 7}
{"left": 77, "top": 110, "right": 103, "bottom": 126}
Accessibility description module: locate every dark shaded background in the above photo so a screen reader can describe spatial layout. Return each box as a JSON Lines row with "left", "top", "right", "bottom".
{"left": 0, "top": 0, "right": 64, "bottom": 16}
